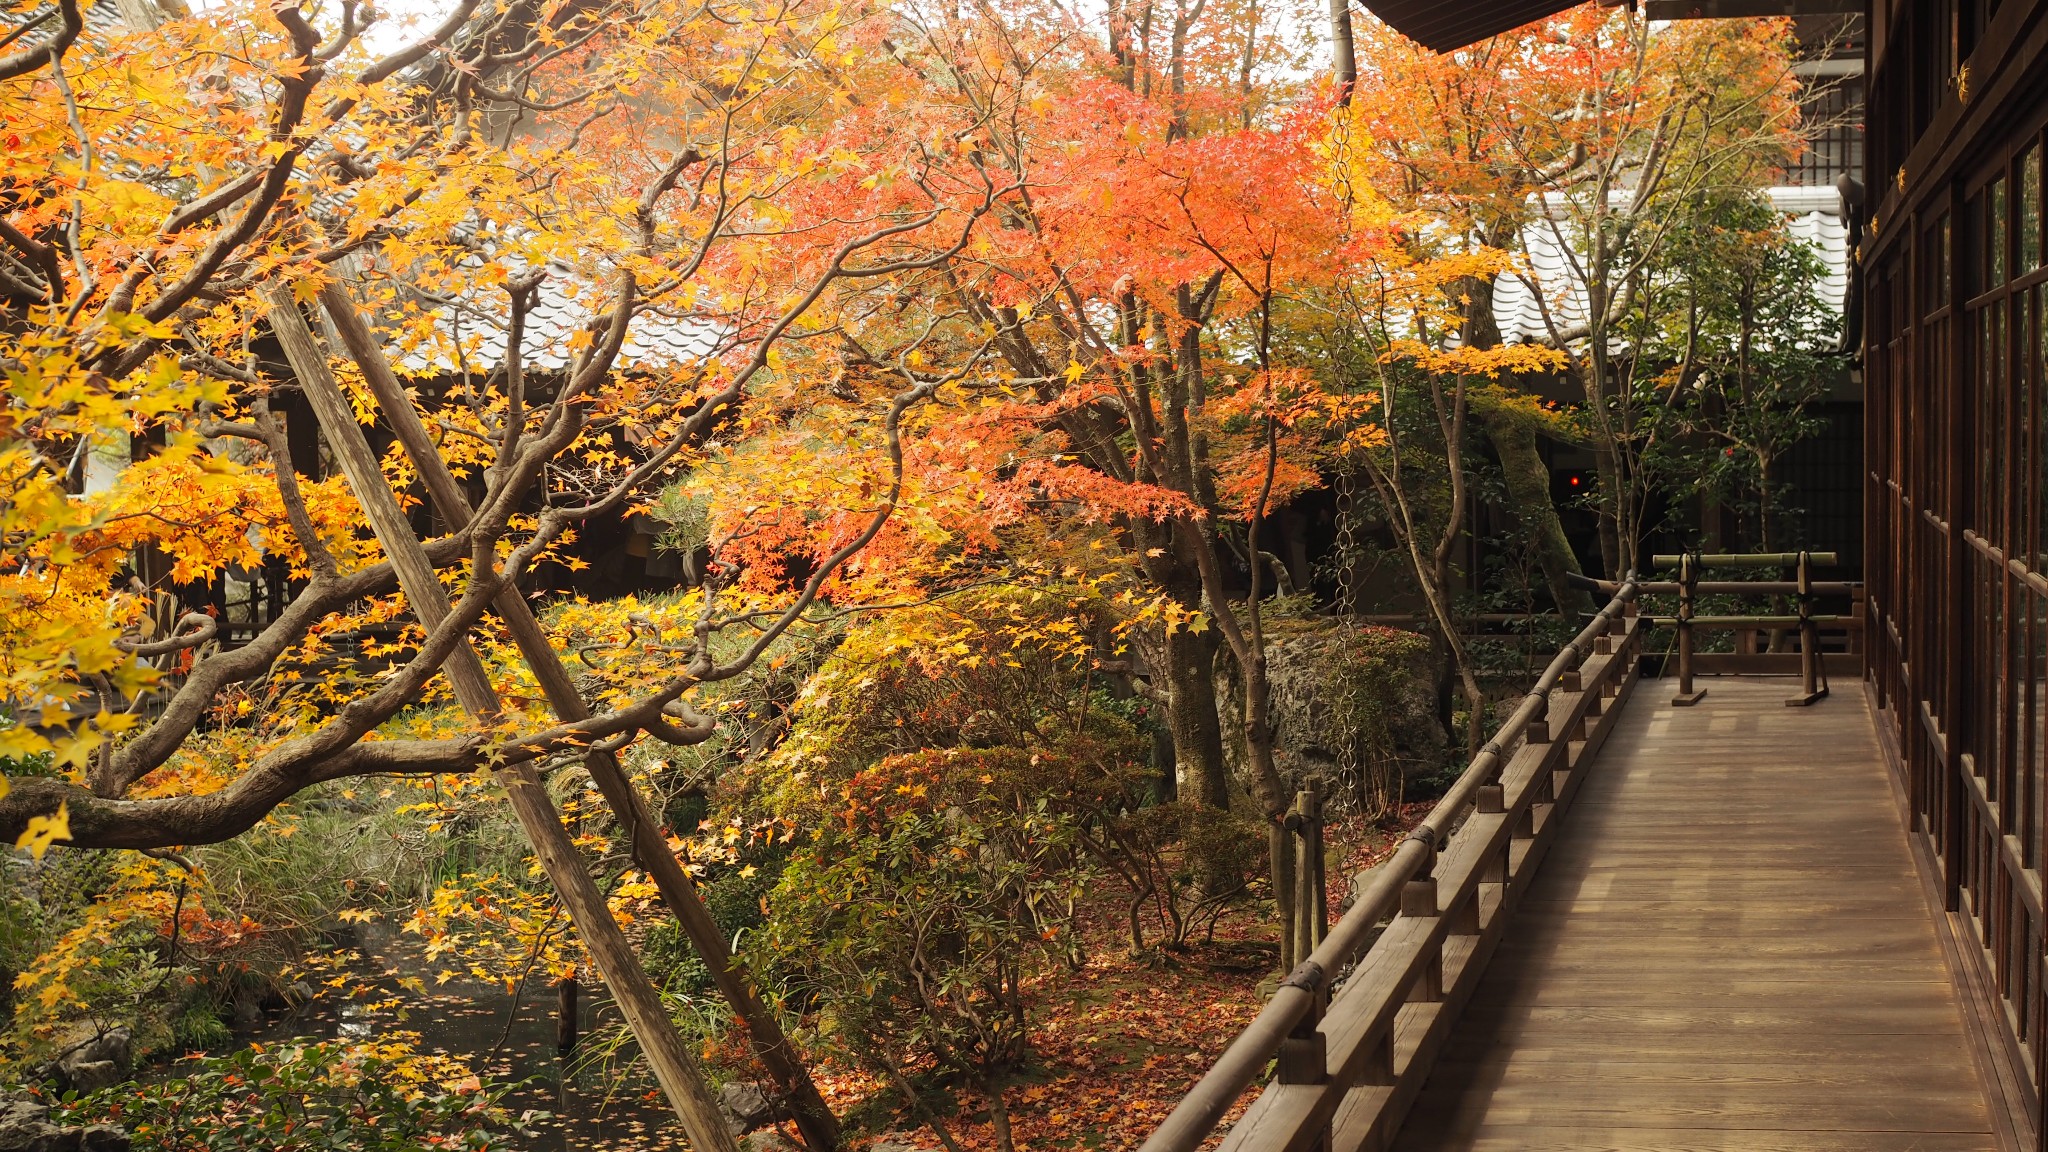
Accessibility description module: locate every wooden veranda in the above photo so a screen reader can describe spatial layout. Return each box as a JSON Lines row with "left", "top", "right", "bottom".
{"left": 1142, "top": 584, "right": 2009, "bottom": 1152}
{"left": 1390, "top": 679, "right": 1993, "bottom": 1150}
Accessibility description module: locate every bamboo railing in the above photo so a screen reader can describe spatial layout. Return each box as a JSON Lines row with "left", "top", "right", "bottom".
{"left": 1138, "top": 578, "right": 1643, "bottom": 1152}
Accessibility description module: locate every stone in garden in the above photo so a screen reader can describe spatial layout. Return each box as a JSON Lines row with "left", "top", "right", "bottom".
{"left": 740, "top": 1129, "right": 800, "bottom": 1152}
{"left": 52, "top": 1029, "right": 131, "bottom": 1096}
{"left": 719, "top": 1081, "right": 776, "bottom": 1132}
{"left": 0, "top": 1091, "right": 130, "bottom": 1152}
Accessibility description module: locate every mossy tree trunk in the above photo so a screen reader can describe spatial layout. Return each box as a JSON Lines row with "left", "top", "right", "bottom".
{"left": 1485, "top": 414, "right": 1593, "bottom": 618}
{"left": 1162, "top": 621, "right": 1231, "bottom": 808}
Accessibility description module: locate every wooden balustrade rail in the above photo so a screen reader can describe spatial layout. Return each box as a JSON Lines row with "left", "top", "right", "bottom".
{"left": 1648, "top": 551, "right": 1839, "bottom": 568}
{"left": 1632, "top": 551, "right": 1849, "bottom": 708}
{"left": 1137, "top": 578, "right": 1643, "bottom": 1152}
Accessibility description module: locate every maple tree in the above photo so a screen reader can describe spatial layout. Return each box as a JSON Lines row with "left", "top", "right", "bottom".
{"left": 0, "top": 0, "right": 1852, "bottom": 1146}
{"left": 0, "top": 0, "right": 1027, "bottom": 1140}
{"left": 1345, "top": 8, "right": 1808, "bottom": 576}
{"left": 870, "top": 6, "right": 1370, "bottom": 968}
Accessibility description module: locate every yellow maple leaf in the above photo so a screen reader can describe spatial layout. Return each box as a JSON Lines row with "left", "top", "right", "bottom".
{"left": 0, "top": 728, "right": 50, "bottom": 763}
{"left": 15, "top": 803, "right": 69, "bottom": 860}
{"left": 51, "top": 728, "right": 106, "bottom": 774}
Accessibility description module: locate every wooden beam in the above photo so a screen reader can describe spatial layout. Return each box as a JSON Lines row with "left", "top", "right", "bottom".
{"left": 315, "top": 282, "right": 842, "bottom": 1152}
{"left": 1646, "top": 0, "right": 1860, "bottom": 16}
{"left": 260, "top": 284, "right": 741, "bottom": 1152}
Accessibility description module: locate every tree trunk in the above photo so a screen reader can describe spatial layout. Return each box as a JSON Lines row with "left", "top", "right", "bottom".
{"left": 1593, "top": 442, "right": 1623, "bottom": 578}
{"left": 1756, "top": 452, "right": 1776, "bottom": 555}
{"left": 987, "top": 1081, "right": 1017, "bottom": 1152}
{"left": 1162, "top": 622, "right": 1230, "bottom": 808}
{"left": 556, "top": 973, "right": 580, "bottom": 1057}
{"left": 1281, "top": 507, "right": 1311, "bottom": 596}
{"left": 1238, "top": 640, "right": 1298, "bottom": 972}
{"left": 1486, "top": 416, "right": 1592, "bottom": 617}
{"left": 1150, "top": 725, "right": 1178, "bottom": 804}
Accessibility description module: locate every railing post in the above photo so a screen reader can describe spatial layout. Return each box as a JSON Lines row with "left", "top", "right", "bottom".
{"left": 1403, "top": 870, "right": 1443, "bottom": 1004}
{"left": 1786, "top": 549, "right": 1828, "bottom": 707}
{"left": 1292, "top": 788, "right": 1327, "bottom": 964}
{"left": 1478, "top": 783, "right": 1508, "bottom": 884}
{"left": 1570, "top": 659, "right": 1596, "bottom": 742}
{"left": 1273, "top": 952, "right": 1331, "bottom": 1150}
{"left": 1274, "top": 968, "right": 1328, "bottom": 1085}
{"left": 1673, "top": 551, "right": 1706, "bottom": 706}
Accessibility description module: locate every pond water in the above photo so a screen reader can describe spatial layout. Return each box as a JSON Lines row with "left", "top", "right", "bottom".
{"left": 253, "top": 922, "right": 692, "bottom": 1150}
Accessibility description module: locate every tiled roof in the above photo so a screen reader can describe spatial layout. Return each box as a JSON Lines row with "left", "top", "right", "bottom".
{"left": 388, "top": 269, "right": 720, "bottom": 375}
{"left": 1491, "top": 185, "right": 1849, "bottom": 347}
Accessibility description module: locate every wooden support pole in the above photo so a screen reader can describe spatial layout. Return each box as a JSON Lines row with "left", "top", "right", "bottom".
{"left": 1673, "top": 552, "right": 1707, "bottom": 707}
{"left": 1786, "top": 549, "right": 1829, "bottom": 708}
{"left": 557, "top": 972, "right": 580, "bottom": 1057}
{"left": 1291, "top": 788, "right": 1327, "bottom": 965}
{"left": 262, "top": 286, "right": 741, "bottom": 1152}
{"left": 317, "top": 285, "right": 841, "bottom": 1151}
{"left": 1275, "top": 815, "right": 1299, "bottom": 975}
{"left": 1276, "top": 797, "right": 1328, "bottom": 1099}
{"left": 1313, "top": 791, "right": 1327, "bottom": 951}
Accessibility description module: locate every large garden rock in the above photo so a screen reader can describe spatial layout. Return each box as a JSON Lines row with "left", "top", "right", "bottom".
{"left": 52, "top": 1029, "right": 131, "bottom": 1096}
{"left": 1215, "top": 618, "right": 1445, "bottom": 811}
{"left": 0, "top": 1093, "right": 129, "bottom": 1152}
{"left": 719, "top": 1081, "right": 776, "bottom": 1133}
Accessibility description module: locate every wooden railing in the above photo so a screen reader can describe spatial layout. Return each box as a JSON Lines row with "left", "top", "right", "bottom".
{"left": 1658, "top": 551, "right": 1840, "bottom": 708}
{"left": 1578, "top": 552, "right": 1860, "bottom": 709}
{"left": 1138, "top": 578, "right": 1643, "bottom": 1152}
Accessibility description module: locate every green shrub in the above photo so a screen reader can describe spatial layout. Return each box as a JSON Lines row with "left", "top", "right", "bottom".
{"left": 753, "top": 745, "right": 1102, "bottom": 1152}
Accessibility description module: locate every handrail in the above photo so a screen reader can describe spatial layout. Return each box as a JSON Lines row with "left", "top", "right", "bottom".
{"left": 1575, "top": 577, "right": 1859, "bottom": 598}
{"left": 1650, "top": 551, "right": 1838, "bottom": 568}
{"left": 1137, "top": 576, "right": 1642, "bottom": 1152}
{"left": 1624, "top": 551, "right": 1851, "bottom": 707}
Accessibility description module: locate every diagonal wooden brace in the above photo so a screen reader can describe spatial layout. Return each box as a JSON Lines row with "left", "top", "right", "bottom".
{"left": 317, "top": 284, "right": 842, "bottom": 1149}
{"left": 263, "top": 285, "right": 741, "bottom": 1152}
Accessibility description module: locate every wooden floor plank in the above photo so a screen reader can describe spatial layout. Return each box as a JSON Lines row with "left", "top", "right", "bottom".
{"left": 1449, "top": 992, "right": 1974, "bottom": 1024}
{"left": 1388, "top": 1124, "right": 2002, "bottom": 1152}
{"left": 1383, "top": 678, "right": 1996, "bottom": 1151}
